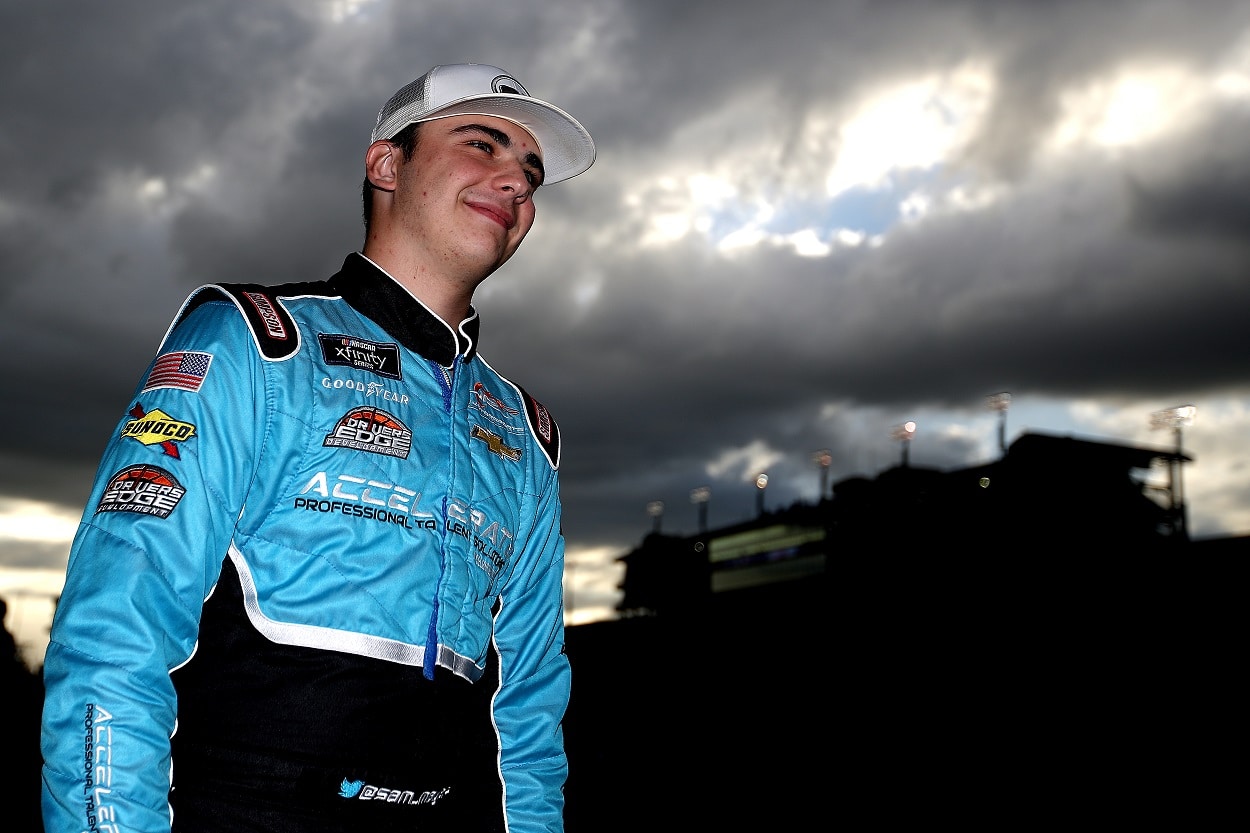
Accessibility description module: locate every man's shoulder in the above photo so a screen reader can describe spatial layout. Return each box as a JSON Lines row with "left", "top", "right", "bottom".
{"left": 472, "top": 358, "right": 561, "bottom": 471}
{"left": 170, "top": 280, "right": 340, "bottom": 361}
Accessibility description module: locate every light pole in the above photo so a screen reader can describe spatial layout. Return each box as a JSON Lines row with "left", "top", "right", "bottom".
{"left": 755, "top": 473, "right": 768, "bottom": 516}
{"left": 690, "top": 486, "right": 711, "bottom": 533}
{"left": 891, "top": 421, "right": 917, "bottom": 467}
{"left": 986, "top": 391, "right": 1011, "bottom": 454}
{"left": 813, "top": 449, "right": 832, "bottom": 500}
{"left": 646, "top": 500, "right": 665, "bottom": 533}
{"left": 1150, "top": 404, "right": 1196, "bottom": 539}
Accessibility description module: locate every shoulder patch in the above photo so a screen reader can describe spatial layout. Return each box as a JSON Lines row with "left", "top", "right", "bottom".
{"left": 164, "top": 280, "right": 337, "bottom": 361}
{"left": 518, "top": 386, "right": 561, "bottom": 470}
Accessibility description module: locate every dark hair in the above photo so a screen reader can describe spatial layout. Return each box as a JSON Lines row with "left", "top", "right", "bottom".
{"left": 362, "top": 122, "right": 421, "bottom": 229}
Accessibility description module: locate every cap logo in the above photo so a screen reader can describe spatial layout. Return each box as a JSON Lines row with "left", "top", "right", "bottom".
{"left": 491, "top": 74, "right": 528, "bottom": 97}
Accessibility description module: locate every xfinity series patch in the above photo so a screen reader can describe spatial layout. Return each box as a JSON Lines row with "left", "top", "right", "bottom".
{"left": 96, "top": 464, "right": 186, "bottom": 518}
{"left": 319, "top": 333, "right": 402, "bottom": 379}
{"left": 121, "top": 403, "right": 196, "bottom": 459}
{"left": 324, "top": 407, "right": 413, "bottom": 458}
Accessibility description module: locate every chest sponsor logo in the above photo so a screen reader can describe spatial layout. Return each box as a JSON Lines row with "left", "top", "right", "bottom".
{"left": 96, "top": 464, "right": 186, "bottom": 518}
{"left": 446, "top": 497, "right": 514, "bottom": 578}
{"left": 120, "top": 403, "right": 196, "bottom": 458}
{"left": 295, "top": 471, "right": 436, "bottom": 530}
{"left": 324, "top": 407, "right": 413, "bottom": 459}
{"left": 321, "top": 377, "right": 410, "bottom": 405}
{"left": 470, "top": 424, "right": 522, "bottom": 462}
{"left": 319, "top": 333, "right": 402, "bottom": 379}
{"left": 470, "top": 382, "right": 523, "bottom": 434}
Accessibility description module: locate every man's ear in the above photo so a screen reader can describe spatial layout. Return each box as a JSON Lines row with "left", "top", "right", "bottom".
{"left": 364, "top": 140, "right": 398, "bottom": 192}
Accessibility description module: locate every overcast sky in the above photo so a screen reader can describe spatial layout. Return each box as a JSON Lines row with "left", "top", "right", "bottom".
{"left": 4, "top": 0, "right": 1250, "bottom": 663}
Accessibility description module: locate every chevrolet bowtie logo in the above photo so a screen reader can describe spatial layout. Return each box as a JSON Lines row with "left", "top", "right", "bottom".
{"left": 471, "top": 424, "right": 522, "bottom": 461}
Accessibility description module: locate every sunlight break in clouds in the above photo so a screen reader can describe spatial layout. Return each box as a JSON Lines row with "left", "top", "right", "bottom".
{"left": 1048, "top": 63, "right": 1219, "bottom": 152}
{"left": 823, "top": 63, "right": 994, "bottom": 198}
{"left": 625, "top": 63, "right": 993, "bottom": 257}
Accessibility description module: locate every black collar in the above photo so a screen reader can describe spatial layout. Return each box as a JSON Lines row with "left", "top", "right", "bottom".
{"left": 327, "top": 253, "right": 480, "bottom": 367}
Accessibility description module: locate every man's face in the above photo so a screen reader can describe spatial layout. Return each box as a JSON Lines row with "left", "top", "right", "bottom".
{"left": 392, "top": 114, "right": 545, "bottom": 277}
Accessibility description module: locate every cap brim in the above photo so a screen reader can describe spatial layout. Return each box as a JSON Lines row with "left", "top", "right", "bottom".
{"left": 418, "top": 94, "right": 595, "bottom": 185}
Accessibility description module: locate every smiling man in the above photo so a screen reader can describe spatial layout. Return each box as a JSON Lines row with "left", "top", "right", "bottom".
{"left": 40, "top": 64, "right": 595, "bottom": 833}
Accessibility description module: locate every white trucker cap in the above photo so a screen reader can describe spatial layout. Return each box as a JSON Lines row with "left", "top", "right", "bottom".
{"left": 370, "top": 63, "right": 596, "bottom": 185}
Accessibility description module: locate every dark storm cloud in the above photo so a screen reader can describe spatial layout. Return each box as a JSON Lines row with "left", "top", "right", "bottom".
{"left": 2, "top": 0, "right": 1250, "bottom": 573}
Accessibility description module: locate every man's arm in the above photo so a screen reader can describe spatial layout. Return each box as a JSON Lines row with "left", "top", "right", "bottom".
{"left": 41, "top": 300, "right": 265, "bottom": 832}
{"left": 491, "top": 474, "right": 571, "bottom": 833}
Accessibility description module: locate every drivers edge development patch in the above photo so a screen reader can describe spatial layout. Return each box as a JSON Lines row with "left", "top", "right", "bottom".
{"left": 96, "top": 464, "right": 187, "bottom": 518}
{"left": 324, "top": 407, "right": 413, "bottom": 459}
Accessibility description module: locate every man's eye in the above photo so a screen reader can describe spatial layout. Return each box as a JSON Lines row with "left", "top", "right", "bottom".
{"left": 468, "top": 139, "right": 493, "bottom": 152}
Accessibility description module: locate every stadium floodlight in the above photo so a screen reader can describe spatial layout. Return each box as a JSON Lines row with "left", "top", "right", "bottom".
{"left": 690, "top": 486, "right": 711, "bottom": 532}
{"left": 891, "top": 421, "right": 917, "bottom": 467}
{"left": 755, "top": 473, "right": 768, "bottom": 516}
{"left": 986, "top": 392, "right": 1011, "bottom": 453}
{"left": 646, "top": 500, "right": 665, "bottom": 532}
{"left": 813, "top": 449, "right": 832, "bottom": 499}
{"left": 1149, "top": 404, "right": 1196, "bottom": 539}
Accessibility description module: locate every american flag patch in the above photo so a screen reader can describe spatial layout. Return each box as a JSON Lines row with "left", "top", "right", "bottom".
{"left": 141, "top": 351, "right": 213, "bottom": 393}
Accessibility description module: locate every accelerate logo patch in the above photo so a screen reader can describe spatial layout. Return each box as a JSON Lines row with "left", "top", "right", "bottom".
{"left": 96, "top": 464, "right": 186, "bottom": 518}
{"left": 319, "top": 333, "right": 402, "bottom": 379}
{"left": 121, "top": 403, "right": 196, "bottom": 458}
{"left": 324, "top": 407, "right": 413, "bottom": 458}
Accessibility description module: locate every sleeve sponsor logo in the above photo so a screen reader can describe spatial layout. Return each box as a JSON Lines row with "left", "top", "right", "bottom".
{"left": 141, "top": 351, "right": 213, "bottom": 394}
{"left": 96, "top": 464, "right": 186, "bottom": 518}
{"left": 530, "top": 396, "right": 553, "bottom": 443}
{"left": 318, "top": 333, "right": 402, "bottom": 379}
{"left": 324, "top": 407, "right": 413, "bottom": 458}
{"left": 470, "top": 424, "right": 522, "bottom": 462}
{"left": 243, "top": 291, "right": 289, "bottom": 340}
{"left": 82, "top": 704, "right": 117, "bottom": 831}
{"left": 120, "top": 403, "right": 196, "bottom": 458}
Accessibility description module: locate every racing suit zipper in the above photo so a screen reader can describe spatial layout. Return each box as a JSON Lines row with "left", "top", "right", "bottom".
{"left": 424, "top": 356, "right": 457, "bottom": 679}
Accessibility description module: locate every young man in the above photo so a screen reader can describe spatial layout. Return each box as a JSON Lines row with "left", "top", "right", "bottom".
{"left": 41, "top": 63, "right": 595, "bottom": 833}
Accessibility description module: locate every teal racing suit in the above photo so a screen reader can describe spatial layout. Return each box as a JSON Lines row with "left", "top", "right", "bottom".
{"left": 41, "top": 252, "right": 570, "bottom": 832}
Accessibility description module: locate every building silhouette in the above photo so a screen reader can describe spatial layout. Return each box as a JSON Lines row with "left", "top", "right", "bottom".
{"left": 562, "top": 430, "right": 1242, "bottom": 830}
